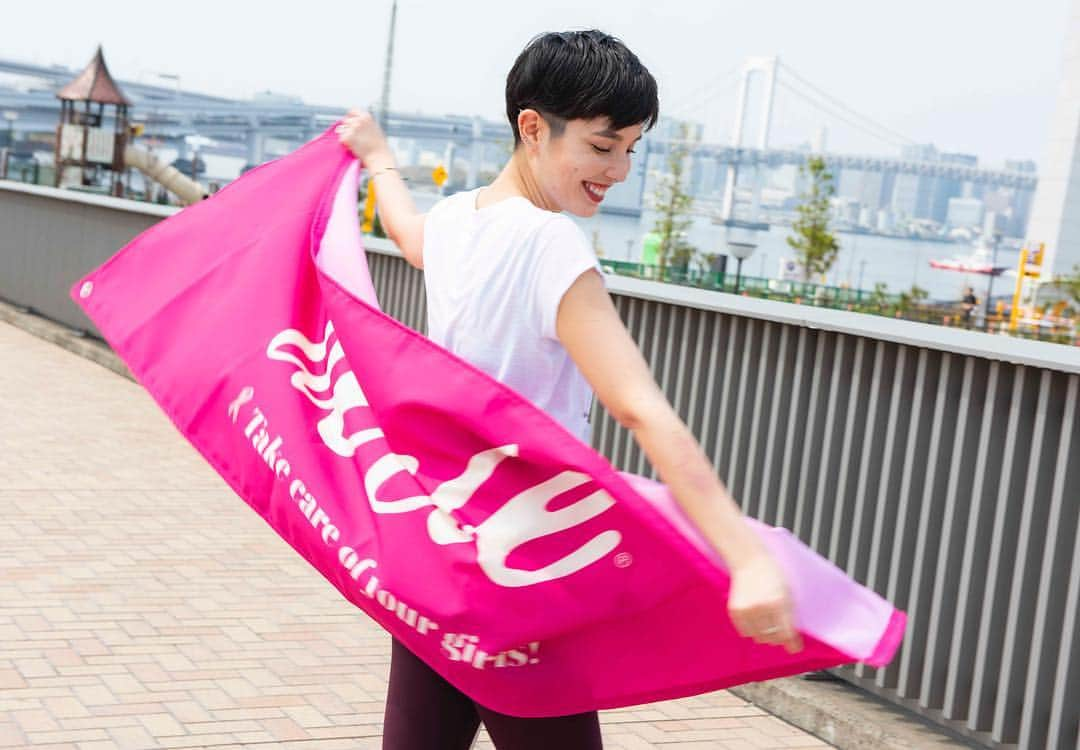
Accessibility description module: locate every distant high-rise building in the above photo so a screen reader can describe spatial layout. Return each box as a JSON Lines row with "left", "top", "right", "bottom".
{"left": 929, "top": 152, "right": 978, "bottom": 224}
{"left": 857, "top": 205, "right": 875, "bottom": 228}
{"left": 946, "top": 196, "right": 984, "bottom": 229}
{"left": 838, "top": 169, "right": 886, "bottom": 215}
{"left": 876, "top": 209, "right": 894, "bottom": 232}
{"left": 878, "top": 171, "right": 897, "bottom": 211}
{"left": 892, "top": 144, "right": 939, "bottom": 221}
{"left": 858, "top": 171, "right": 886, "bottom": 211}
{"left": 980, "top": 162, "right": 1039, "bottom": 238}
{"left": 604, "top": 145, "right": 652, "bottom": 214}
{"left": 901, "top": 143, "right": 939, "bottom": 162}
{"left": 836, "top": 169, "right": 858, "bottom": 199}
{"left": 1009, "top": 186, "right": 1037, "bottom": 238}
{"left": 690, "top": 154, "right": 724, "bottom": 198}
{"left": 1026, "top": 0, "right": 1080, "bottom": 278}
{"left": 984, "top": 210, "right": 1008, "bottom": 237}
{"left": 1005, "top": 159, "right": 1038, "bottom": 174}
{"left": 983, "top": 188, "right": 1012, "bottom": 215}
{"left": 942, "top": 153, "right": 979, "bottom": 166}
{"left": 830, "top": 196, "right": 860, "bottom": 225}
{"left": 891, "top": 175, "right": 926, "bottom": 220}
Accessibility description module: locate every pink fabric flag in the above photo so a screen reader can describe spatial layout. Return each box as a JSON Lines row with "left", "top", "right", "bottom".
{"left": 70, "top": 126, "right": 905, "bottom": 717}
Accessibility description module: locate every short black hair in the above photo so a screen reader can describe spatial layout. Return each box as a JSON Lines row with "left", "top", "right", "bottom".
{"left": 505, "top": 30, "right": 659, "bottom": 145}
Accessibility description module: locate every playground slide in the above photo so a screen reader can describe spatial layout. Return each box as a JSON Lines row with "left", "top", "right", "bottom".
{"left": 123, "top": 145, "right": 206, "bottom": 205}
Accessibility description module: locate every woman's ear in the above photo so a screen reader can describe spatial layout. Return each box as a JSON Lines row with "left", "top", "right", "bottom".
{"left": 517, "top": 108, "right": 545, "bottom": 148}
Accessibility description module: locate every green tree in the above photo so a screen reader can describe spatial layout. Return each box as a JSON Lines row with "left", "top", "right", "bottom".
{"left": 787, "top": 156, "right": 839, "bottom": 282}
{"left": 1051, "top": 264, "right": 1080, "bottom": 312}
{"left": 651, "top": 127, "right": 696, "bottom": 271}
{"left": 372, "top": 211, "right": 388, "bottom": 239}
{"left": 869, "top": 282, "right": 890, "bottom": 311}
{"left": 895, "top": 284, "right": 929, "bottom": 317}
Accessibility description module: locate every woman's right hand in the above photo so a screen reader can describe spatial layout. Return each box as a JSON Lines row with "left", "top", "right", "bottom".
{"left": 726, "top": 549, "right": 803, "bottom": 654}
{"left": 337, "top": 109, "right": 393, "bottom": 167}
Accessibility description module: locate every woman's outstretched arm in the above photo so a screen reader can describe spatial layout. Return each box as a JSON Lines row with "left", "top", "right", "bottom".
{"left": 557, "top": 269, "right": 802, "bottom": 654}
{"left": 338, "top": 110, "right": 425, "bottom": 270}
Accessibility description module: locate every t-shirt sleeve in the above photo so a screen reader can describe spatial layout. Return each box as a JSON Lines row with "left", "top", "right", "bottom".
{"left": 531, "top": 215, "right": 604, "bottom": 341}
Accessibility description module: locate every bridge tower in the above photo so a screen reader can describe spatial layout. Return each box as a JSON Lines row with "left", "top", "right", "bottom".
{"left": 720, "top": 56, "right": 778, "bottom": 225}
{"left": 54, "top": 46, "right": 131, "bottom": 196}
{"left": 1025, "top": 0, "right": 1080, "bottom": 281}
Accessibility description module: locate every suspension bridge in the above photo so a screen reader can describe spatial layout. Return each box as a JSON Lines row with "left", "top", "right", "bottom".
{"left": 0, "top": 54, "right": 1037, "bottom": 219}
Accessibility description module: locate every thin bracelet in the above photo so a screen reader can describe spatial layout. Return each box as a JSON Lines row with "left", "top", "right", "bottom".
{"left": 370, "top": 166, "right": 408, "bottom": 181}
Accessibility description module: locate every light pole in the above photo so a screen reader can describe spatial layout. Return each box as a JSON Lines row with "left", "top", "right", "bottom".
{"left": 184, "top": 135, "right": 214, "bottom": 183}
{"left": 984, "top": 231, "right": 1003, "bottom": 327}
{"left": 378, "top": 0, "right": 398, "bottom": 131}
{"left": 0, "top": 111, "right": 15, "bottom": 181}
{"left": 2, "top": 110, "right": 17, "bottom": 149}
{"left": 728, "top": 240, "right": 757, "bottom": 293}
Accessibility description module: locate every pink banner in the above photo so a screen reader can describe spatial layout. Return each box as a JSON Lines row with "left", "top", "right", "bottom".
{"left": 71, "top": 127, "right": 905, "bottom": 718}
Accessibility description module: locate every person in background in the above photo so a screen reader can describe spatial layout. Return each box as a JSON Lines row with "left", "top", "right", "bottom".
{"left": 962, "top": 286, "right": 978, "bottom": 328}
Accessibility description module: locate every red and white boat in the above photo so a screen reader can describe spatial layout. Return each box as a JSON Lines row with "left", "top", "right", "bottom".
{"left": 929, "top": 244, "right": 1010, "bottom": 276}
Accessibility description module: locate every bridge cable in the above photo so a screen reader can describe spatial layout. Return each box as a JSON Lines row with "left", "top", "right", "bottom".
{"left": 775, "top": 79, "right": 912, "bottom": 150}
{"left": 662, "top": 66, "right": 743, "bottom": 121}
{"left": 776, "top": 62, "right": 916, "bottom": 147}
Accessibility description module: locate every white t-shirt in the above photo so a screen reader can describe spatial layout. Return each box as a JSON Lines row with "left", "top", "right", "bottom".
{"left": 422, "top": 189, "right": 602, "bottom": 442}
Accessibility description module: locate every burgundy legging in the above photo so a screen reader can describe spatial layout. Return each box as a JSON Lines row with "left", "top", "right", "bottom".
{"left": 382, "top": 638, "right": 603, "bottom": 749}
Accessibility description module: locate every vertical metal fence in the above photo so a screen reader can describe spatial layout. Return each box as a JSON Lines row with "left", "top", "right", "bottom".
{"left": 3, "top": 182, "right": 1078, "bottom": 749}
{"left": 366, "top": 247, "right": 1080, "bottom": 750}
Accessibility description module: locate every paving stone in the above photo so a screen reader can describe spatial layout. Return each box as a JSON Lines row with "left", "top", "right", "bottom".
{"left": 0, "top": 318, "right": 837, "bottom": 749}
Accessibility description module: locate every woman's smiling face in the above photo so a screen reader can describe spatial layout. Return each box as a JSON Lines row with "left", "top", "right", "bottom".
{"left": 525, "top": 114, "right": 643, "bottom": 217}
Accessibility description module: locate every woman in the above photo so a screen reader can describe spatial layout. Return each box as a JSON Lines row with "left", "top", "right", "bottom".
{"left": 339, "top": 29, "right": 801, "bottom": 750}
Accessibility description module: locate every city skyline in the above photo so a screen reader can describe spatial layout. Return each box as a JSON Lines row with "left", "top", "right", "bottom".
{"left": 2, "top": 1, "right": 1071, "bottom": 169}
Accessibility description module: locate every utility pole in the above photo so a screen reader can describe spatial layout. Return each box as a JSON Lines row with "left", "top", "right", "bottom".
{"left": 378, "top": 0, "right": 398, "bottom": 132}
{"left": 984, "top": 230, "right": 1002, "bottom": 327}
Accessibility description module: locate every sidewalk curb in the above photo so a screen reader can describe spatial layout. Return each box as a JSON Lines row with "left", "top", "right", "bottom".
{"left": 731, "top": 678, "right": 978, "bottom": 749}
{"left": 2, "top": 300, "right": 977, "bottom": 750}
{"left": 732, "top": 679, "right": 896, "bottom": 750}
{"left": 0, "top": 302, "right": 132, "bottom": 381}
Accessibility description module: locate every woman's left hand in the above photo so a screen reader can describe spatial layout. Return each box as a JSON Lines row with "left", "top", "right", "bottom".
{"left": 337, "top": 109, "right": 393, "bottom": 168}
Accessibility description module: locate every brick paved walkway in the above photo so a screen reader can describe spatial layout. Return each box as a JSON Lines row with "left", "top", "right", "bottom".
{"left": 0, "top": 321, "right": 831, "bottom": 750}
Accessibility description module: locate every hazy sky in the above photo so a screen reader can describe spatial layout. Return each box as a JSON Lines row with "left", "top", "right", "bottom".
{"left": 6, "top": 1, "right": 1072, "bottom": 167}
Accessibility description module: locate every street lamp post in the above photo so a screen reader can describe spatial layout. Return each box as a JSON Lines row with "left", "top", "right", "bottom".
{"left": 984, "top": 231, "right": 1003, "bottom": 328}
{"left": 2, "top": 110, "right": 17, "bottom": 149}
{"left": 183, "top": 135, "right": 214, "bottom": 185}
{"left": 1, "top": 111, "right": 16, "bottom": 181}
{"left": 727, "top": 240, "right": 757, "bottom": 294}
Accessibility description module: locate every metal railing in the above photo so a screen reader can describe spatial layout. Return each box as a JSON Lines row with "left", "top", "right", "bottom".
{"left": 363, "top": 248, "right": 1080, "bottom": 750}
{"left": 3, "top": 179, "right": 1079, "bottom": 749}
{"left": 601, "top": 259, "right": 1080, "bottom": 346}
{"left": 0, "top": 152, "right": 54, "bottom": 187}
